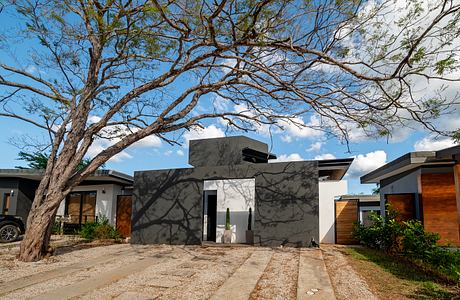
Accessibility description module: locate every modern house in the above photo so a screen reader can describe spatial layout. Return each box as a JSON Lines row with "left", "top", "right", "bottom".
{"left": 361, "top": 145, "right": 460, "bottom": 246}
{"left": 132, "top": 136, "right": 352, "bottom": 247}
{"left": 334, "top": 194, "right": 380, "bottom": 244}
{"left": 0, "top": 169, "right": 133, "bottom": 236}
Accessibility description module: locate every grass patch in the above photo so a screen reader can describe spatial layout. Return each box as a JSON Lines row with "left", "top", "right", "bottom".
{"left": 343, "top": 246, "right": 460, "bottom": 300}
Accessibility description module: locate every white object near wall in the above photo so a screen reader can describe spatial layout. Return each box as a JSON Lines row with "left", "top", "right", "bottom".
{"left": 319, "top": 180, "right": 348, "bottom": 243}
{"left": 203, "top": 178, "right": 255, "bottom": 243}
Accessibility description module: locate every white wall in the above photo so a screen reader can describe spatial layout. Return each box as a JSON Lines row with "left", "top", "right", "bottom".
{"left": 56, "top": 184, "right": 123, "bottom": 224}
{"left": 203, "top": 178, "right": 255, "bottom": 243}
{"left": 319, "top": 180, "right": 348, "bottom": 243}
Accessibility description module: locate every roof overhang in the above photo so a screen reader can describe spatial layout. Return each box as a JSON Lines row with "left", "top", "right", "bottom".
{"left": 0, "top": 169, "right": 133, "bottom": 185}
{"left": 360, "top": 150, "right": 456, "bottom": 184}
{"left": 318, "top": 158, "right": 354, "bottom": 181}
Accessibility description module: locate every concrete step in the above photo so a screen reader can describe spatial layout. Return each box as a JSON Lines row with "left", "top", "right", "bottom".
{"left": 297, "top": 249, "right": 336, "bottom": 300}
{"left": 210, "top": 249, "right": 272, "bottom": 300}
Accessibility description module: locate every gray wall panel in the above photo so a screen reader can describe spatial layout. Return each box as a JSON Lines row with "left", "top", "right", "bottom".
{"left": 132, "top": 161, "right": 319, "bottom": 247}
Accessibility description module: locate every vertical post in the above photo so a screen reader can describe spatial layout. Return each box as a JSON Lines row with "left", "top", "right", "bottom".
{"left": 453, "top": 165, "right": 460, "bottom": 242}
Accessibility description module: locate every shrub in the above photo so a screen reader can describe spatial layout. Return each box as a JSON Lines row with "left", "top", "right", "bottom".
{"left": 353, "top": 208, "right": 403, "bottom": 253}
{"left": 79, "top": 216, "right": 121, "bottom": 240}
{"left": 353, "top": 204, "right": 460, "bottom": 282}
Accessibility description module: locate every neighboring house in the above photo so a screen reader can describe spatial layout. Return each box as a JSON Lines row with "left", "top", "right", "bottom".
{"left": 0, "top": 169, "right": 133, "bottom": 236}
{"left": 361, "top": 145, "right": 460, "bottom": 246}
{"left": 334, "top": 194, "right": 380, "bottom": 244}
{"left": 132, "top": 136, "right": 352, "bottom": 247}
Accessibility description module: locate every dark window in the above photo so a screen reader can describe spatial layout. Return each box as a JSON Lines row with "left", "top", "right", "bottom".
{"left": 2, "top": 193, "right": 11, "bottom": 215}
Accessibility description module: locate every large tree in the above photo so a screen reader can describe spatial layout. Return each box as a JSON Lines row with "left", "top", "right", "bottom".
{"left": 0, "top": 0, "right": 459, "bottom": 261}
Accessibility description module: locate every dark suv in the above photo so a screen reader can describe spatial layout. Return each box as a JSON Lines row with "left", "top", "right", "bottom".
{"left": 0, "top": 215, "right": 25, "bottom": 243}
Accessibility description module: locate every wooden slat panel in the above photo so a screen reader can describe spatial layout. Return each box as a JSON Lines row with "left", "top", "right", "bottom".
{"left": 67, "top": 194, "right": 81, "bottom": 224}
{"left": 335, "top": 200, "right": 358, "bottom": 244}
{"left": 81, "top": 192, "right": 96, "bottom": 223}
{"left": 421, "top": 173, "right": 460, "bottom": 246}
{"left": 116, "top": 195, "right": 132, "bottom": 238}
{"left": 386, "top": 194, "right": 415, "bottom": 222}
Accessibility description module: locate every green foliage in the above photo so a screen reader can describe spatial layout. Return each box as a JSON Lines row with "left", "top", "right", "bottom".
{"left": 371, "top": 184, "right": 380, "bottom": 195}
{"left": 15, "top": 151, "right": 104, "bottom": 171}
{"left": 15, "top": 151, "right": 48, "bottom": 169}
{"left": 225, "top": 208, "right": 231, "bottom": 231}
{"left": 353, "top": 206, "right": 460, "bottom": 282}
{"left": 353, "top": 209, "right": 403, "bottom": 253}
{"left": 435, "top": 56, "right": 457, "bottom": 75}
{"left": 79, "top": 216, "right": 121, "bottom": 240}
{"left": 51, "top": 219, "right": 61, "bottom": 235}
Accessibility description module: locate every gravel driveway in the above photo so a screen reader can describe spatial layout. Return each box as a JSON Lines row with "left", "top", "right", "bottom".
{"left": 0, "top": 243, "right": 344, "bottom": 299}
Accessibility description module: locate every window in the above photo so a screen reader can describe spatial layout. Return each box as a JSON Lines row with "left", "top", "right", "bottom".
{"left": 65, "top": 191, "right": 96, "bottom": 224}
{"left": 360, "top": 207, "right": 381, "bottom": 227}
{"left": 2, "top": 193, "right": 10, "bottom": 215}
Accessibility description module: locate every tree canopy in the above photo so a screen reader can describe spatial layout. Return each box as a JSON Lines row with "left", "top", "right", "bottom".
{"left": 1, "top": 0, "right": 460, "bottom": 261}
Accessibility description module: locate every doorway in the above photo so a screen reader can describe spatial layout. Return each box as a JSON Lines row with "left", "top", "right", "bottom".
{"left": 203, "top": 191, "right": 217, "bottom": 242}
{"left": 116, "top": 195, "right": 132, "bottom": 238}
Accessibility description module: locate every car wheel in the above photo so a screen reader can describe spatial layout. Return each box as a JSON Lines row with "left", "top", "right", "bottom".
{"left": 0, "top": 224, "right": 19, "bottom": 243}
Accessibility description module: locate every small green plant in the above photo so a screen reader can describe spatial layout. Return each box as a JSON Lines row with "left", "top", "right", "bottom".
{"left": 79, "top": 216, "right": 121, "bottom": 240}
{"left": 353, "top": 204, "right": 460, "bottom": 282}
{"left": 51, "top": 219, "right": 61, "bottom": 235}
{"left": 225, "top": 208, "right": 231, "bottom": 230}
{"left": 247, "top": 207, "right": 252, "bottom": 231}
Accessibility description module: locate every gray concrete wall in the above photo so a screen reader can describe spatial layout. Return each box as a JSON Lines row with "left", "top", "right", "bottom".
{"left": 0, "top": 179, "right": 18, "bottom": 216}
{"left": 132, "top": 161, "right": 319, "bottom": 247}
{"left": 188, "top": 136, "right": 269, "bottom": 167}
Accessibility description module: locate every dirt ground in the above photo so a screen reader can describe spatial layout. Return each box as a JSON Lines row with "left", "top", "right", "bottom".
{"left": 321, "top": 245, "right": 378, "bottom": 300}
{"left": 1, "top": 241, "right": 408, "bottom": 300}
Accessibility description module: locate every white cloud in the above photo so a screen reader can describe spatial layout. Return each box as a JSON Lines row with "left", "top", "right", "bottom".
{"left": 212, "top": 95, "right": 229, "bottom": 111}
{"left": 413, "top": 136, "right": 456, "bottom": 151}
{"left": 314, "top": 153, "right": 336, "bottom": 160}
{"left": 278, "top": 115, "right": 324, "bottom": 142}
{"left": 306, "top": 142, "right": 323, "bottom": 152}
{"left": 348, "top": 150, "right": 387, "bottom": 178}
{"left": 84, "top": 118, "right": 162, "bottom": 163}
{"left": 183, "top": 125, "right": 225, "bottom": 145}
{"left": 86, "top": 139, "right": 133, "bottom": 163}
{"left": 271, "top": 153, "right": 303, "bottom": 163}
{"left": 25, "top": 65, "right": 37, "bottom": 74}
{"left": 164, "top": 150, "right": 173, "bottom": 156}
{"left": 110, "top": 151, "right": 133, "bottom": 162}
{"left": 176, "top": 149, "right": 185, "bottom": 156}
{"left": 132, "top": 135, "right": 162, "bottom": 148}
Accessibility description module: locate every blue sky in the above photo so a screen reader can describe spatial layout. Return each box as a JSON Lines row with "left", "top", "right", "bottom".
{"left": 0, "top": 1, "right": 459, "bottom": 195}
{"left": 0, "top": 109, "right": 455, "bottom": 194}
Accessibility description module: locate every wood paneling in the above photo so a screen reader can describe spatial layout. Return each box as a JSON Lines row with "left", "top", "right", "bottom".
{"left": 66, "top": 194, "right": 81, "bottom": 224}
{"left": 116, "top": 195, "right": 132, "bottom": 238}
{"left": 421, "top": 173, "right": 460, "bottom": 246}
{"left": 335, "top": 200, "right": 358, "bottom": 244}
{"left": 386, "top": 194, "right": 415, "bottom": 222}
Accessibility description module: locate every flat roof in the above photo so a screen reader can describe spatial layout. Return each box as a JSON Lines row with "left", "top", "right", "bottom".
{"left": 0, "top": 169, "right": 133, "bottom": 185}
{"left": 339, "top": 194, "right": 380, "bottom": 202}
{"left": 360, "top": 147, "right": 458, "bottom": 184}
{"left": 318, "top": 158, "right": 354, "bottom": 180}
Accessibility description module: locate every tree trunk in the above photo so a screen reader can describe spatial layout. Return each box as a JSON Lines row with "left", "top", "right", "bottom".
{"left": 18, "top": 193, "right": 63, "bottom": 262}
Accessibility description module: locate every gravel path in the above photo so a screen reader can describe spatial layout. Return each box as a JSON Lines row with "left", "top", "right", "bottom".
{"left": 81, "top": 246, "right": 254, "bottom": 300}
{"left": 0, "top": 244, "right": 344, "bottom": 300}
{"left": 0, "top": 243, "right": 127, "bottom": 284}
{"left": 249, "top": 248, "right": 299, "bottom": 300}
{"left": 322, "top": 246, "right": 377, "bottom": 300}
